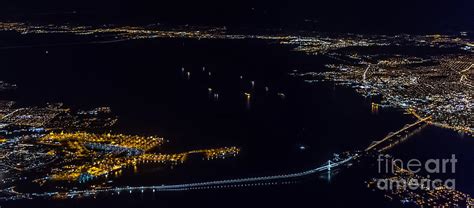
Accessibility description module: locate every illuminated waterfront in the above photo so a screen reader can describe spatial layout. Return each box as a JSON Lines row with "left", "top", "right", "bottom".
{"left": 0, "top": 23, "right": 472, "bottom": 207}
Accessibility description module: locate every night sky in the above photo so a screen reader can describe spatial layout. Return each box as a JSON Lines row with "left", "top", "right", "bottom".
{"left": 1, "top": 0, "right": 473, "bottom": 32}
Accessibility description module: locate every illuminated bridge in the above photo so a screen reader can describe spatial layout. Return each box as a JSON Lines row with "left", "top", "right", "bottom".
{"left": 365, "top": 114, "right": 431, "bottom": 152}
{"left": 30, "top": 156, "right": 354, "bottom": 198}
{"left": 114, "top": 156, "right": 352, "bottom": 192}
{"left": 0, "top": 110, "right": 434, "bottom": 201}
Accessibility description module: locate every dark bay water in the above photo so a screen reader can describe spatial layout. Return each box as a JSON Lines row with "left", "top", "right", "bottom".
{"left": 0, "top": 35, "right": 471, "bottom": 207}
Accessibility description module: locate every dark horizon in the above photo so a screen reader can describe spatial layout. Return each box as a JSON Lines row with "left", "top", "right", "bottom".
{"left": 1, "top": 0, "right": 473, "bottom": 33}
